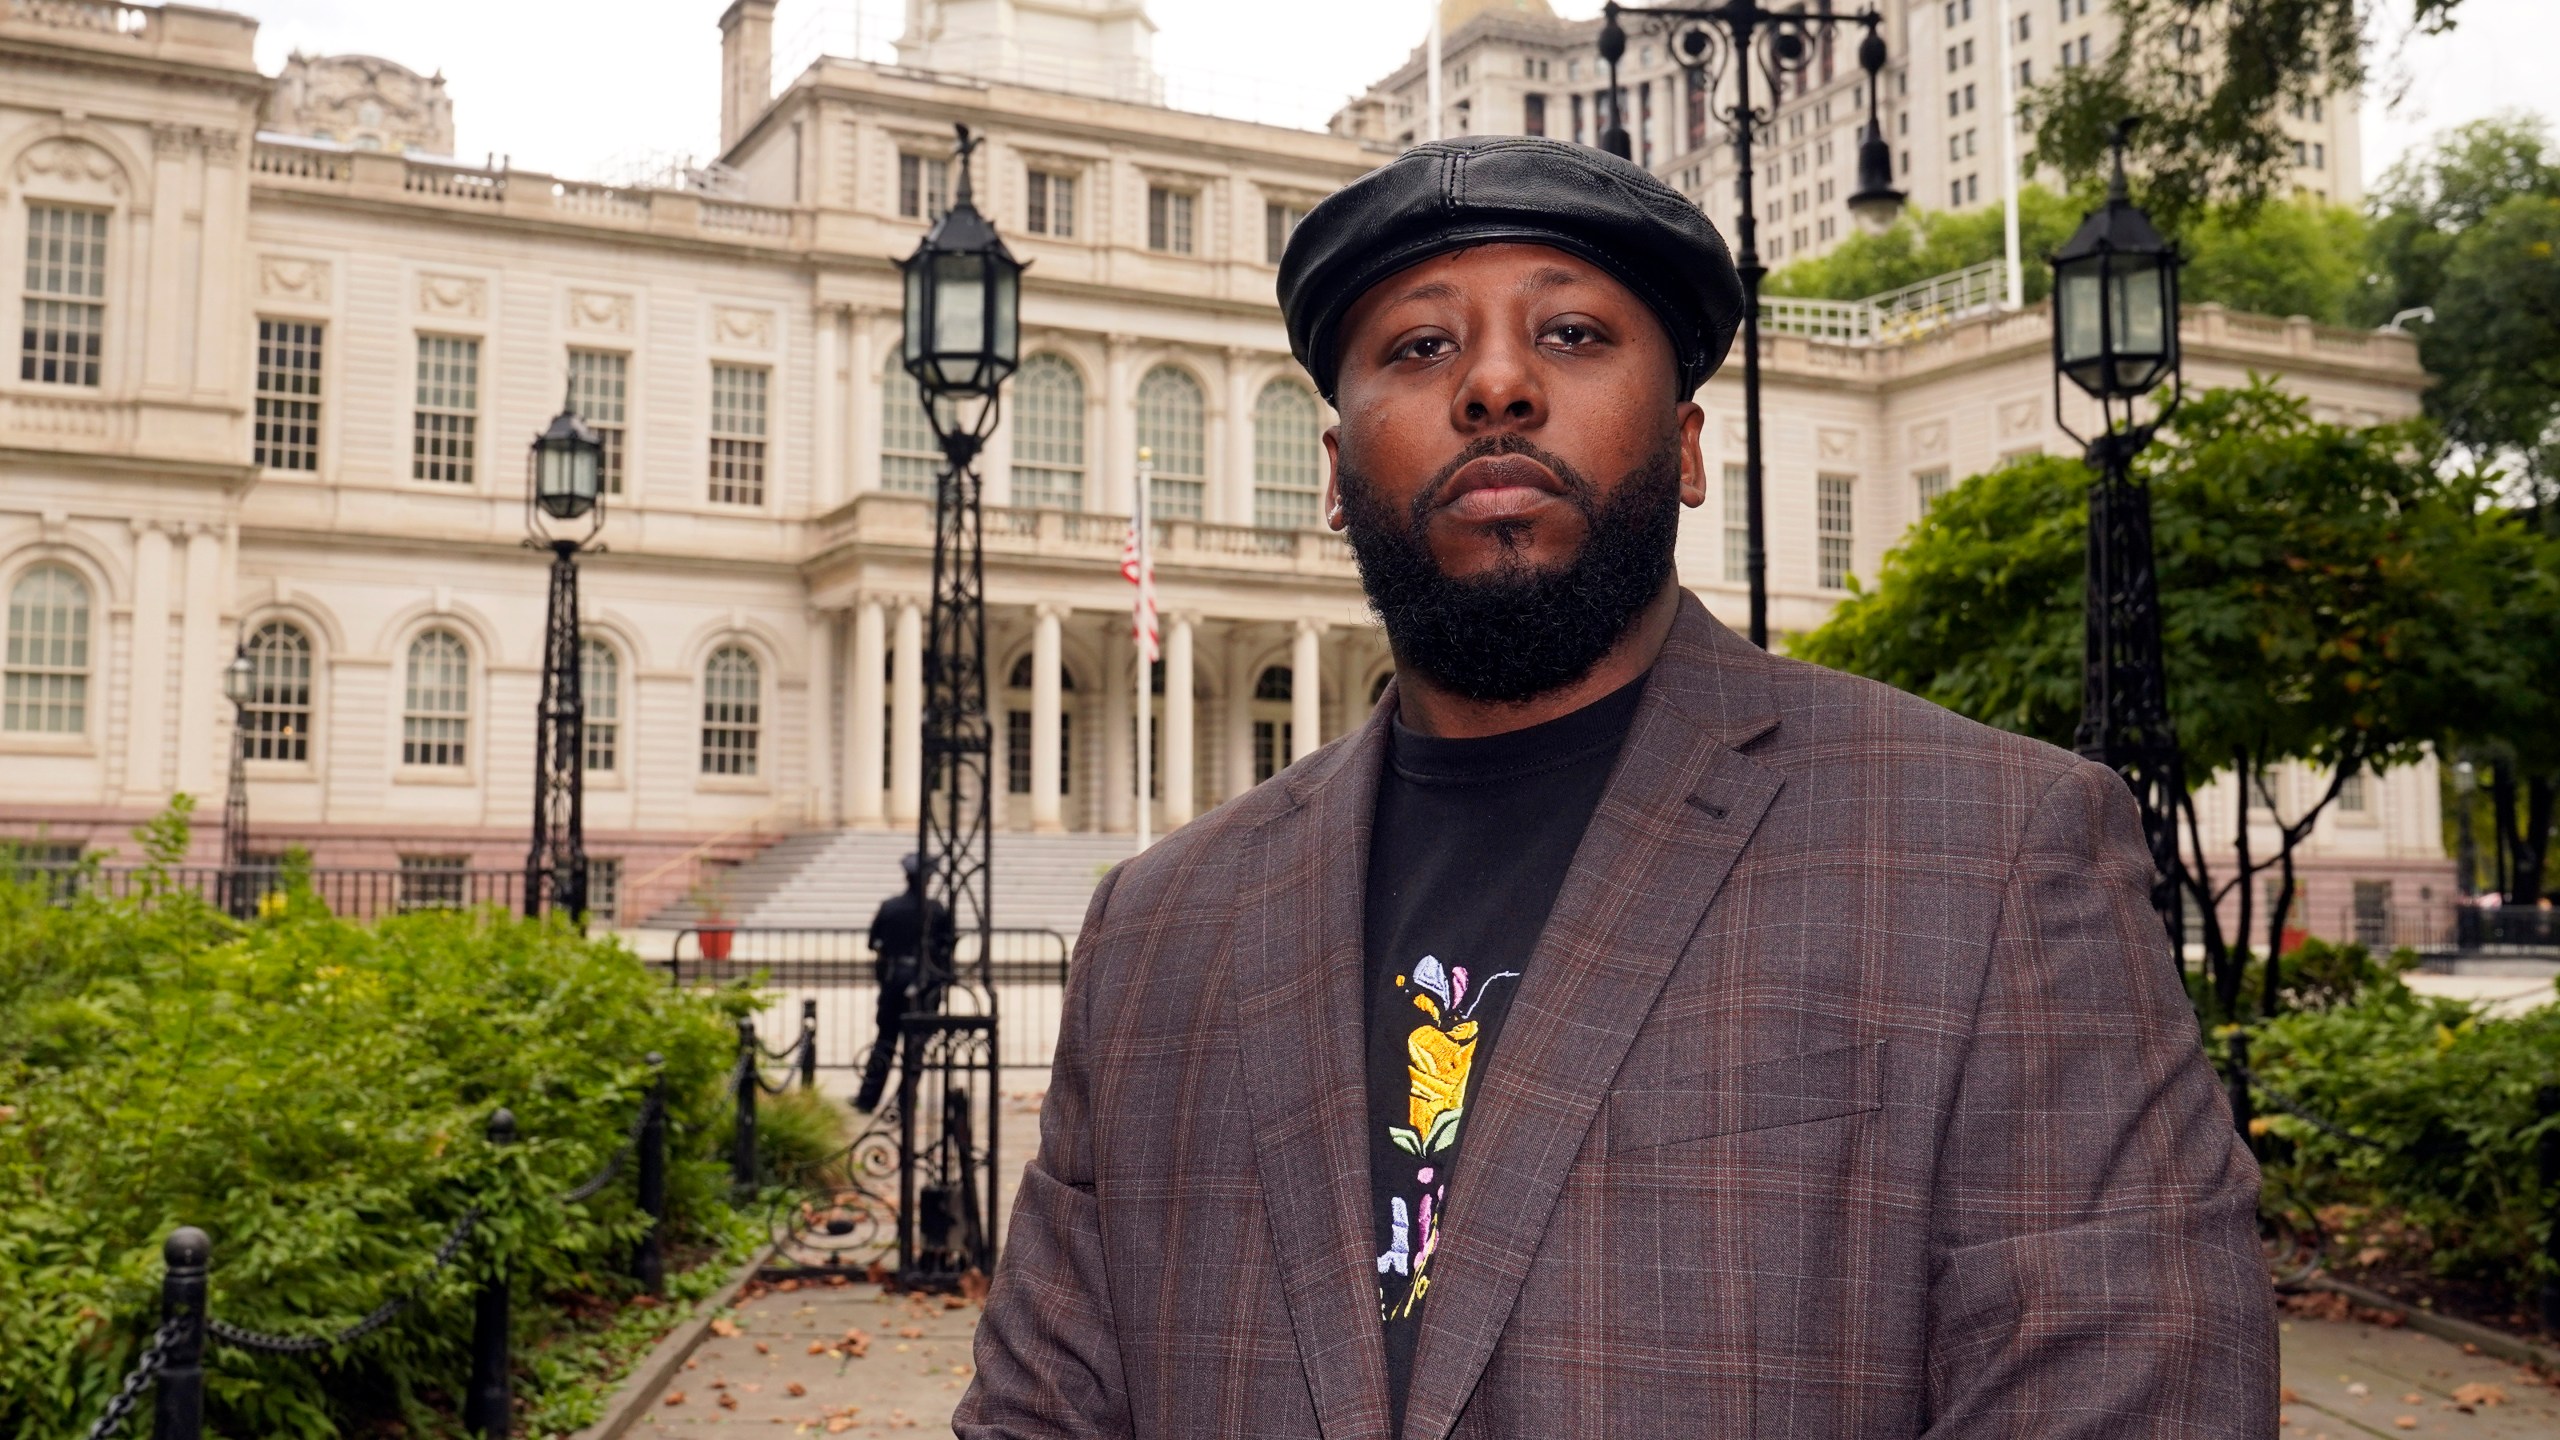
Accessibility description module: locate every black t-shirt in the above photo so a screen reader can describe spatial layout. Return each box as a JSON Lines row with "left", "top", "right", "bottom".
{"left": 1363, "top": 673, "right": 1645, "bottom": 1424}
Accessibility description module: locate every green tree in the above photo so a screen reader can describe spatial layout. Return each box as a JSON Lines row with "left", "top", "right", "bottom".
{"left": 1765, "top": 185, "right": 2370, "bottom": 324}
{"left": 2030, "top": 0, "right": 2466, "bottom": 224}
{"left": 1793, "top": 383, "right": 2512, "bottom": 1023}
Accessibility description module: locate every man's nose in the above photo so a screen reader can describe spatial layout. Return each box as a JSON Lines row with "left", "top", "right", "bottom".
{"left": 1450, "top": 328, "right": 1546, "bottom": 432}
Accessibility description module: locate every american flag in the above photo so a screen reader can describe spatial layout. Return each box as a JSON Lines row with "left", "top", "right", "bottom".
{"left": 1122, "top": 514, "right": 1159, "bottom": 664}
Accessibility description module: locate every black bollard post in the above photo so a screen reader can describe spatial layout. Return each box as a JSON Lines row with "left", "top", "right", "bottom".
{"left": 464, "top": 1108, "right": 516, "bottom": 1438}
{"left": 732, "top": 1018, "right": 758, "bottom": 1191}
{"left": 633, "top": 1054, "right": 667, "bottom": 1295}
{"left": 799, "top": 999, "right": 818, "bottom": 1091}
{"left": 2226, "top": 1031, "right": 2254, "bottom": 1150}
{"left": 153, "top": 1227, "right": 209, "bottom": 1440}
{"left": 2539, "top": 1084, "right": 2560, "bottom": 1333}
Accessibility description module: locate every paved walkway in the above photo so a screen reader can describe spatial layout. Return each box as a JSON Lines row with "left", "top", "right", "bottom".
{"left": 2279, "top": 1310, "right": 2558, "bottom": 1438}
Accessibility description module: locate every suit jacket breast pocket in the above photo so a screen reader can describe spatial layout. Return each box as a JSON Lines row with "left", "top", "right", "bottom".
{"left": 1606, "top": 1039, "right": 1885, "bottom": 1155}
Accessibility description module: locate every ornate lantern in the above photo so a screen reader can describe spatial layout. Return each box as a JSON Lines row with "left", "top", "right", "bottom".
{"left": 2051, "top": 128, "right": 2181, "bottom": 402}
{"left": 900, "top": 125, "right": 1022, "bottom": 433}
{"left": 529, "top": 398, "right": 603, "bottom": 525}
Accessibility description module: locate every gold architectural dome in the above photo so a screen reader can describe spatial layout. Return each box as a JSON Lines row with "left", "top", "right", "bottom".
{"left": 1441, "top": 0, "right": 1557, "bottom": 30}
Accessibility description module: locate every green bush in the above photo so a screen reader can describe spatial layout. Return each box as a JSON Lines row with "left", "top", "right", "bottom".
{"left": 2249, "top": 976, "right": 2560, "bottom": 1295}
{"left": 0, "top": 813, "right": 755, "bottom": 1438}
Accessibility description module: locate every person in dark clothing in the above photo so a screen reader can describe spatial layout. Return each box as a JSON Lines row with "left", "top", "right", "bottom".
{"left": 855, "top": 852, "right": 954, "bottom": 1113}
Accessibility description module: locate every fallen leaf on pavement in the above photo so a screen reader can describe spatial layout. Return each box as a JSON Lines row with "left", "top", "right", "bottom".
{"left": 2451, "top": 1382, "right": 2507, "bottom": 1406}
{"left": 662, "top": 1391, "right": 686, "bottom": 1407}
{"left": 717, "top": 1392, "right": 738, "bottom": 1410}
{"left": 807, "top": 1340, "right": 828, "bottom": 1355}
{"left": 787, "top": 1382, "right": 807, "bottom": 1398}
{"left": 711, "top": 1317, "right": 742, "bottom": 1337}
{"left": 899, "top": 1325, "right": 924, "bottom": 1339}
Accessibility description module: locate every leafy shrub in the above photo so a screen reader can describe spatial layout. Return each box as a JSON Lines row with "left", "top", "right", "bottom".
{"left": 2184, "top": 937, "right": 2419, "bottom": 1022}
{"left": 0, "top": 814, "right": 755, "bottom": 1438}
{"left": 713, "top": 1083, "right": 851, "bottom": 1186}
{"left": 2249, "top": 976, "right": 2560, "bottom": 1295}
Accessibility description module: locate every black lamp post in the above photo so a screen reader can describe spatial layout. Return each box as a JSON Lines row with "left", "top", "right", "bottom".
{"left": 523, "top": 390, "right": 604, "bottom": 926}
{"left": 221, "top": 643, "right": 255, "bottom": 918}
{"left": 893, "top": 122, "right": 1020, "bottom": 1291}
{"left": 1600, "top": 2, "right": 1902, "bottom": 649}
{"left": 2051, "top": 119, "right": 2186, "bottom": 952}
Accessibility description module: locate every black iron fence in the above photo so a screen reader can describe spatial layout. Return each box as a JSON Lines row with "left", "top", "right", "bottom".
{"left": 78, "top": 1072, "right": 667, "bottom": 1440}
{"left": 8, "top": 863, "right": 526, "bottom": 921}
{"left": 666, "top": 926, "right": 1071, "bottom": 1076}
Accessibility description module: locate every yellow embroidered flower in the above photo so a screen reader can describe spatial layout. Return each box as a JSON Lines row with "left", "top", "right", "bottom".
{"left": 1407, "top": 1017, "right": 1478, "bottom": 1140}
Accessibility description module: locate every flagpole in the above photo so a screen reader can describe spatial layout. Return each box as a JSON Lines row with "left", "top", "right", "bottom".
{"left": 1134, "top": 446, "right": 1154, "bottom": 852}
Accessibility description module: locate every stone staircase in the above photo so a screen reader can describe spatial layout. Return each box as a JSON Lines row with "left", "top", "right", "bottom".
{"left": 645, "top": 828, "right": 1137, "bottom": 936}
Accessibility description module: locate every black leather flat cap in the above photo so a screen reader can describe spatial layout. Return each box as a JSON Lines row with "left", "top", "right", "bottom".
{"left": 1278, "top": 136, "right": 1744, "bottom": 401}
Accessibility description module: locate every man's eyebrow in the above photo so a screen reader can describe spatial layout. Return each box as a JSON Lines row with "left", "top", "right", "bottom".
{"left": 1386, "top": 279, "right": 1463, "bottom": 309}
{"left": 1519, "top": 265, "right": 1592, "bottom": 295}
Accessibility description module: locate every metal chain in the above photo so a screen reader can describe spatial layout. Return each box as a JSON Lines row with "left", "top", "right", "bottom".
{"left": 2240, "top": 1066, "right": 2390, "bottom": 1151}
{"left": 560, "top": 1093, "right": 659, "bottom": 1206}
{"left": 82, "top": 1318, "right": 184, "bottom": 1440}
{"left": 207, "top": 1207, "right": 481, "bottom": 1354}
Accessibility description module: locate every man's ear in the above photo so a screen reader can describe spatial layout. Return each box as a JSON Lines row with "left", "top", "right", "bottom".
{"left": 1321, "top": 424, "right": 1346, "bottom": 530}
{"left": 1675, "top": 401, "right": 1707, "bottom": 509}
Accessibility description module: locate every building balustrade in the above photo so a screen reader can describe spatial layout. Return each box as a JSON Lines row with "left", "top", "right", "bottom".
{"left": 820, "top": 492, "right": 1357, "bottom": 580}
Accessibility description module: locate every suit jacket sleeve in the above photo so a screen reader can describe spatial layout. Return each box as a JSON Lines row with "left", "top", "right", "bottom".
{"left": 1923, "top": 759, "right": 2276, "bottom": 1438}
{"left": 955, "top": 867, "right": 1135, "bottom": 1439}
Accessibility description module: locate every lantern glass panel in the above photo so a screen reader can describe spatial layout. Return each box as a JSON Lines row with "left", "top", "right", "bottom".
{"left": 903, "top": 264, "right": 927, "bottom": 370}
{"left": 224, "top": 653, "right": 255, "bottom": 706}
{"left": 2057, "top": 257, "right": 2105, "bottom": 369}
{"left": 933, "top": 252, "right": 987, "bottom": 391}
{"left": 992, "top": 261, "right": 1019, "bottom": 368}
{"left": 537, "top": 438, "right": 598, "bottom": 519}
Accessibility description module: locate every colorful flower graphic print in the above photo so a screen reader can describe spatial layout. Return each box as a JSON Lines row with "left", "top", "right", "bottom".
{"left": 1376, "top": 952, "right": 1517, "bottom": 1321}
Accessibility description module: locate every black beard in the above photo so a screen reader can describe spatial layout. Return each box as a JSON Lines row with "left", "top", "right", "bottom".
{"left": 1337, "top": 432, "right": 1683, "bottom": 705}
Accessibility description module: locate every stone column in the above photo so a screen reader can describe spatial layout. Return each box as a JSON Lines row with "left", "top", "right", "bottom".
{"left": 1030, "top": 604, "right": 1065, "bottom": 832}
{"left": 1225, "top": 348, "right": 1259, "bottom": 527}
{"left": 1163, "top": 613, "right": 1195, "bottom": 827}
{"left": 806, "top": 608, "right": 838, "bottom": 825}
{"left": 1102, "top": 333, "right": 1137, "bottom": 515}
{"left": 1224, "top": 626, "right": 1256, "bottom": 799}
{"left": 1101, "top": 622, "right": 1133, "bottom": 832}
{"left": 1290, "top": 620, "right": 1324, "bottom": 765}
{"left": 847, "top": 598, "right": 886, "bottom": 826}
{"left": 848, "top": 308, "right": 884, "bottom": 495}
{"left": 173, "top": 526, "right": 227, "bottom": 795}
{"left": 813, "top": 307, "right": 844, "bottom": 511}
{"left": 123, "top": 522, "right": 172, "bottom": 797}
{"left": 889, "top": 600, "right": 923, "bottom": 824}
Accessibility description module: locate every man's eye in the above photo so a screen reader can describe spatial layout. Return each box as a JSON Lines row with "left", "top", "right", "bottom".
{"left": 1547, "top": 323, "right": 1597, "bottom": 347}
{"left": 1399, "top": 336, "right": 1453, "bottom": 361}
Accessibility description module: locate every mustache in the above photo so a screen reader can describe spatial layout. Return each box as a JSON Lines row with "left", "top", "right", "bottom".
{"left": 1402, "top": 434, "right": 1599, "bottom": 528}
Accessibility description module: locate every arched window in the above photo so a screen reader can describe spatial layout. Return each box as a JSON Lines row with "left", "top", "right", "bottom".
{"left": 1010, "top": 354, "right": 1086, "bottom": 511}
{"left": 242, "top": 621, "right": 312, "bottom": 761}
{"left": 1253, "top": 380, "right": 1323, "bottom": 530}
{"left": 880, "top": 357, "right": 945, "bottom": 495}
{"left": 402, "top": 629, "right": 470, "bottom": 766}
{"left": 1005, "top": 653, "right": 1078, "bottom": 691}
{"left": 4, "top": 564, "right": 90, "bottom": 733}
{"left": 1250, "top": 665, "right": 1293, "bottom": 784}
{"left": 581, "top": 637, "right": 620, "bottom": 773}
{"left": 1135, "top": 365, "right": 1206, "bottom": 521}
{"left": 701, "top": 644, "right": 761, "bottom": 776}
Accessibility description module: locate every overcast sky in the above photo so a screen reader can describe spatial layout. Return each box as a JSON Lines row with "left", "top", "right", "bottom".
{"left": 242, "top": 0, "right": 2552, "bottom": 193}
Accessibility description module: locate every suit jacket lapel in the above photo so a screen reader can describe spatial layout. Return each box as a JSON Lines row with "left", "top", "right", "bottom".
{"left": 1397, "top": 597, "right": 1785, "bottom": 1440}
{"left": 1233, "top": 701, "right": 1398, "bottom": 1440}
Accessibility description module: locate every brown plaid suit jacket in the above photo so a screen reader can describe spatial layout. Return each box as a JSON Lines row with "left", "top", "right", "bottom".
{"left": 958, "top": 594, "right": 2275, "bottom": 1439}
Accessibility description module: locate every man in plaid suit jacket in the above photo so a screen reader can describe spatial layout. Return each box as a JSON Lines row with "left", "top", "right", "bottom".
{"left": 957, "top": 138, "right": 2274, "bottom": 1439}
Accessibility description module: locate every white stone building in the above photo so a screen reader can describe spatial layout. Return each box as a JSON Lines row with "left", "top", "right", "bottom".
{"left": 0, "top": 0, "right": 2448, "bottom": 938}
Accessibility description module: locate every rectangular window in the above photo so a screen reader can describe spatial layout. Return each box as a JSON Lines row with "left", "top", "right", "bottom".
{"left": 396, "top": 854, "right": 469, "bottom": 912}
{"left": 1524, "top": 92, "right": 1546, "bottom": 137}
{"left": 413, "top": 335, "right": 479, "bottom": 484}
{"left": 254, "top": 320, "right": 323, "bottom": 471}
{"left": 1252, "top": 719, "right": 1293, "bottom": 784}
{"left": 1915, "top": 467, "right": 1950, "bottom": 513}
{"left": 1964, "top": 83, "right": 1977, "bottom": 111}
{"left": 581, "top": 638, "right": 619, "bottom": 772}
{"left": 707, "top": 363, "right": 768, "bottom": 506}
{"left": 898, "top": 152, "right": 949, "bottom": 220}
{"left": 1148, "top": 186, "right": 1196, "bottom": 254}
{"left": 568, "top": 349, "right": 628, "bottom": 495}
{"left": 1817, "top": 473, "right": 1855, "bottom": 590}
{"left": 1721, "top": 463, "right": 1749, "bottom": 584}
{"left": 1948, "top": 90, "right": 1961, "bottom": 117}
{"left": 2337, "top": 767, "right": 2368, "bottom": 813}
{"left": 587, "top": 857, "right": 622, "bottom": 924}
{"left": 20, "top": 204, "right": 106, "bottom": 387}
{"left": 1264, "top": 201, "right": 1308, "bottom": 265}
{"left": 1026, "top": 169, "right": 1077, "bottom": 237}
{"left": 2352, "top": 880, "right": 2390, "bottom": 946}
{"left": 1008, "top": 709, "right": 1033, "bottom": 795}
{"left": 1573, "top": 93, "right": 1586, "bottom": 145}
